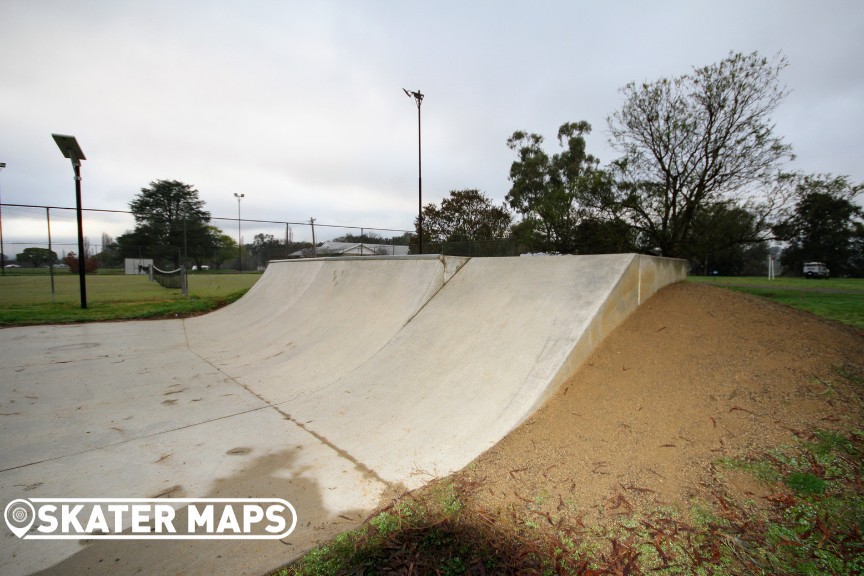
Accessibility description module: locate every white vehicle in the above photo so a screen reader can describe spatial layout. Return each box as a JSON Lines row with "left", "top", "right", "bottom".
{"left": 803, "top": 262, "right": 829, "bottom": 279}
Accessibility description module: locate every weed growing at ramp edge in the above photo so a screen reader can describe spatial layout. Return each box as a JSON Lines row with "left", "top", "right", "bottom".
{"left": 711, "top": 429, "right": 864, "bottom": 575}
{"left": 0, "top": 273, "right": 259, "bottom": 325}
{"left": 277, "top": 479, "right": 568, "bottom": 575}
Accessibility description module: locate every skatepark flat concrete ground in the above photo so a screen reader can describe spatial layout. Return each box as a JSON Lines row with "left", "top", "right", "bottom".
{"left": 0, "top": 254, "right": 685, "bottom": 575}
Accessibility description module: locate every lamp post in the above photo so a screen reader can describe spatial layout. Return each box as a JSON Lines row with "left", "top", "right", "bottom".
{"left": 403, "top": 88, "right": 424, "bottom": 254}
{"left": 234, "top": 193, "right": 244, "bottom": 271}
{"left": 51, "top": 134, "right": 88, "bottom": 309}
{"left": 0, "top": 162, "right": 6, "bottom": 276}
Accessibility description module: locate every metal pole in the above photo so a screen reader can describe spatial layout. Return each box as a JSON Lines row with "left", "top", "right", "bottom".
{"left": 234, "top": 193, "right": 244, "bottom": 271}
{"left": 46, "top": 207, "right": 55, "bottom": 303}
{"left": 0, "top": 162, "right": 6, "bottom": 275}
{"left": 403, "top": 89, "right": 424, "bottom": 254}
{"left": 285, "top": 223, "right": 290, "bottom": 258}
{"left": 310, "top": 217, "right": 316, "bottom": 257}
{"left": 73, "top": 162, "right": 87, "bottom": 308}
{"left": 417, "top": 100, "right": 423, "bottom": 255}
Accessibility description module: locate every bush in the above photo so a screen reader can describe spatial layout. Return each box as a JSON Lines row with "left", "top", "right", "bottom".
{"left": 64, "top": 252, "right": 99, "bottom": 274}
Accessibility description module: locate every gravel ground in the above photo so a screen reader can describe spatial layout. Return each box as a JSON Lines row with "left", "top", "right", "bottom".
{"left": 452, "top": 281, "right": 864, "bottom": 532}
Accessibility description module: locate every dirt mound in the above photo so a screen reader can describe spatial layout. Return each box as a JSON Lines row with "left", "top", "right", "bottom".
{"left": 456, "top": 281, "right": 864, "bottom": 527}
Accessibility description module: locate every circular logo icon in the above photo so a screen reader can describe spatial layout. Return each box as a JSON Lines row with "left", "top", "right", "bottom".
{"left": 4, "top": 499, "right": 36, "bottom": 538}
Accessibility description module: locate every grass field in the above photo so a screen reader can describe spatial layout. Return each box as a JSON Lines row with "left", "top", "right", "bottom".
{"left": 0, "top": 272, "right": 260, "bottom": 326}
{"left": 688, "top": 275, "right": 864, "bottom": 292}
{"left": 689, "top": 276, "right": 864, "bottom": 329}
{"left": 2, "top": 270, "right": 862, "bottom": 329}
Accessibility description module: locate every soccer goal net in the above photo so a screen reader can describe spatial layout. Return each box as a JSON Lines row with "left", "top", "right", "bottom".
{"left": 150, "top": 265, "right": 188, "bottom": 296}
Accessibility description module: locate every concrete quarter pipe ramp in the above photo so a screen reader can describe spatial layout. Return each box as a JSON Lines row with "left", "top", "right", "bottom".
{"left": 0, "top": 254, "right": 684, "bottom": 575}
{"left": 187, "top": 254, "right": 687, "bottom": 485}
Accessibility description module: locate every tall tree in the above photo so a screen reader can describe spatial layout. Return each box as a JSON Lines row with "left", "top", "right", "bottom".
{"left": 206, "top": 227, "right": 237, "bottom": 270}
{"left": 608, "top": 51, "right": 794, "bottom": 258}
{"left": 249, "top": 233, "right": 284, "bottom": 268}
{"left": 95, "top": 232, "right": 122, "bottom": 268}
{"left": 415, "top": 189, "right": 512, "bottom": 254}
{"left": 687, "top": 203, "right": 765, "bottom": 275}
{"left": 117, "top": 180, "right": 215, "bottom": 267}
{"left": 776, "top": 174, "right": 864, "bottom": 277}
{"left": 16, "top": 247, "right": 58, "bottom": 267}
{"left": 506, "top": 122, "right": 614, "bottom": 254}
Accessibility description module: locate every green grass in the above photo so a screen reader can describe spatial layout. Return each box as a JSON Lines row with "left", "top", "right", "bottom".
{"left": 716, "top": 428, "right": 864, "bottom": 575}
{"left": 689, "top": 275, "right": 864, "bottom": 292}
{"left": 0, "top": 272, "right": 260, "bottom": 325}
{"left": 689, "top": 276, "right": 864, "bottom": 329}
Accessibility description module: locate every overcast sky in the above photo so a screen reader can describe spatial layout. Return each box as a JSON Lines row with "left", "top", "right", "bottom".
{"left": 1, "top": 0, "right": 862, "bottom": 247}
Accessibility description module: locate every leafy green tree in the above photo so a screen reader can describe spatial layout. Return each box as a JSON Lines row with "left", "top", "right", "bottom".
{"left": 776, "top": 174, "right": 864, "bottom": 276}
{"left": 386, "top": 232, "right": 413, "bottom": 246}
{"left": 206, "top": 228, "right": 237, "bottom": 270}
{"left": 249, "top": 233, "right": 285, "bottom": 267}
{"left": 739, "top": 242, "right": 772, "bottom": 276}
{"left": 415, "top": 189, "right": 512, "bottom": 254}
{"left": 94, "top": 232, "right": 123, "bottom": 269}
{"left": 608, "top": 52, "right": 794, "bottom": 258}
{"left": 573, "top": 218, "right": 638, "bottom": 255}
{"left": 333, "top": 231, "right": 383, "bottom": 243}
{"left": 686, "top": 203, "right": 767, "bottom": 275}
{"left": 506, "top": 122, "right": 614, "bottom": 254}
{"left": 15, "top": 247, "right": 58, "bottom": 268}
{"left": 116, "top": 180, "right": 215, "bottom": 267}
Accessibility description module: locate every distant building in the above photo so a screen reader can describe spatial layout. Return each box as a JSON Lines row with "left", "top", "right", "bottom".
{"left": 289, "top": 241, "right": 410, "bottom": 258}
{"left": 125, "top": 258, "right": 154, "bottom": 275}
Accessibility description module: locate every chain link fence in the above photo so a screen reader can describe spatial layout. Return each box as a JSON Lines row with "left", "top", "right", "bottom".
{"left": 0, "top": 203, "right": 518, "bottom": 274}
{"left": 427, "top": 239, "right": 518, "bottom": 257}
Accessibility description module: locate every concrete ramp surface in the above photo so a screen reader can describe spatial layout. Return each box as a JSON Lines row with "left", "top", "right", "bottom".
{"left": 0, "top": 254, "right": 684, "bottom": 576}
{"left": 185, "top": 255, "right": 468, "bottom": 403}
{"left": 188, "top": 254, "right": 685, "bottom": 485}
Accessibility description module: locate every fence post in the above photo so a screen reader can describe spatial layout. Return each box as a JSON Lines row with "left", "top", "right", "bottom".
{"left": 46, "top": 207, "right": 55, "bottom": 303}
{"left": 310, "top": 217, "right": 317, "bottom": 257}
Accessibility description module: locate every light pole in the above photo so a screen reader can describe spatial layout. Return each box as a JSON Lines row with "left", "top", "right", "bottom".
{"left": 403, "top": 88, "right": 424, "bottom": 254}
{"left": 0, "top": 162, "right": 6, "bottom": 275}
{"left": 51, "top": 134, "right": 88, "bottom": 309}
{"left": 234, "top": 193, "right": 244, "bottom": 271}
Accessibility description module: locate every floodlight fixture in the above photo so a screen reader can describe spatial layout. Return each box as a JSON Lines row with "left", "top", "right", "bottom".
{"left": 403, "top": 88, "right": 424, "bottom": 254}
{"left": 52, "top": 133, "right": 88, "bottom": 308}
{"left": 52, "top": 134, "right": 86, "bottom": 166}
{"left": 403, "top": 88, "right": 424, "bottom": 106}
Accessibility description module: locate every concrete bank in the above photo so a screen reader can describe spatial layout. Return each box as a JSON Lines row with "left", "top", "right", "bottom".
{"left": 0, "top": 254, "right": 685, "bottom": 575}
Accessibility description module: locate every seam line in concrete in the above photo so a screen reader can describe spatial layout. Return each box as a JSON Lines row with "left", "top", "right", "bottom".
{"left": 182, "top": 321, "right": 393, "bottom": 489}
{"left": 0, "top": 404, "right": 272, "bottom": 473}
{"left": 399, "top": 255, "right": 468, "bottom": 330}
